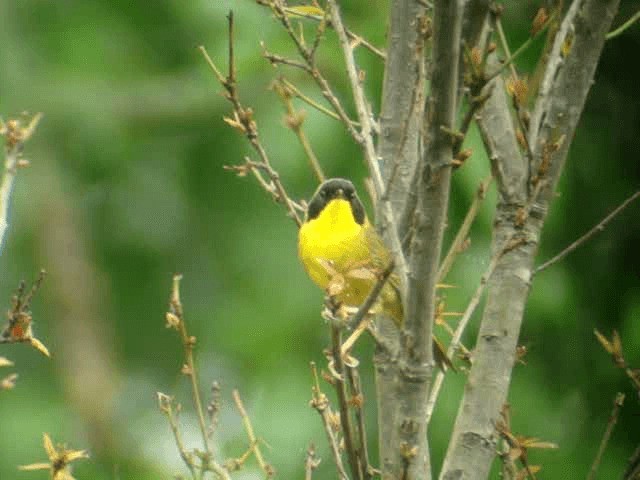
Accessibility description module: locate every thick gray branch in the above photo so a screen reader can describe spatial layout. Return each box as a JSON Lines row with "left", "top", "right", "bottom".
{"left": 440, "top": 1, "right": 620, "bottom": 479}
{"left": 374, "top": 1, "right": 428, "bottom": 476}
{"left": 381, "top": 2, "right": 463, "bottom": 480}
{"left": 406, "top": 1, "right": 461, "bottom": 355}
{"left": 476, "top": 69, "right": 528, "bottom": 204}
{"left": 529, "top": 0, "right": 621, "bottom": 201}
{"left": 377, "top": 0, "right": 427, "bottom": 237}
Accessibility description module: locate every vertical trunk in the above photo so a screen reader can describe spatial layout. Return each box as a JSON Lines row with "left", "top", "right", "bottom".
{"left": 376, "top": 1, "right": 463, "bottom": 478}
{"left": 375, "top": 0, "right": 427, "bottom": 477}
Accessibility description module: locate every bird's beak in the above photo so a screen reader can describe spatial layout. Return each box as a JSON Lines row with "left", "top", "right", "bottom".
{"left": 336, "top": 188, "right": 345, "bottom": 198}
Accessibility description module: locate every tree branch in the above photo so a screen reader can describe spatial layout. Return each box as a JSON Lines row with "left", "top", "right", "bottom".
{"left": 199, "top": 18, "right": 304, "bottom": 227}
{"left": 437, "top": 176, "right": 492, "bottom": 282}
{"left": 309, "top": 362, "right": 350, "bottom": 480}
{"left": 377, "top": 0, "right": 427, "bottom": 235}
{"left": 426, "top": 247, "right": 502, "bottom": 424}
{"left": 379, "top": 1, "right": 463, "bottom": 479}
{"left": 535, "top": 190, "right": 640, "bottom": 274}
{"left": 373, "top": 1, "right": 430, "bottom": 474}
{"left": 606, "top": 8, "right": 640, "bottom": 40}
{"left": 407, "top": 0, "right": 462, "bottom": 366}
{"left": 330, "top": 324, "right": 361, "bottom": 480}
{"left": 440, "top": 2, "right": 620, "bottom": 478}
{"left": 232, "top": 389, "right": 274, "bottom": 477}
{"left": 587, "top": 392, "right": 625, "bottom": 480}
{"left": 0, "top": 114, "right": 42, "bottom": 255}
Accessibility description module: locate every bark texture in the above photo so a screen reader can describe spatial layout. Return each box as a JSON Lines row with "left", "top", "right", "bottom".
{"left": 439, "top": 1, "right": 620, "bottom": 479}
{"left": 375, "top": 0, "right": 428, "bottom": 477}
{"left": 376, "top": 1, "right": 463, "bottom": 479}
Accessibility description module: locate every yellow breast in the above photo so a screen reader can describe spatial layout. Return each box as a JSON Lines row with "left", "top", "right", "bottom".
{"left": 298, "top": 199, "right": 371, "bottom": 300}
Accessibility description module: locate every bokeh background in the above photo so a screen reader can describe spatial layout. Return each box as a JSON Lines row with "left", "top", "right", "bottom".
{"left": 1, "top": 1, "right": 639, "bottom": 479}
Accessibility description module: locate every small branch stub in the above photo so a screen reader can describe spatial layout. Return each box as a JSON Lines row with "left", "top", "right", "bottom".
{"left": 0, "top": 270, "right": 50, "bottom": 357}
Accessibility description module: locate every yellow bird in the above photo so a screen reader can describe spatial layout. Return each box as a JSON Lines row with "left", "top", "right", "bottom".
{"left": 298, "top": 178, "right": 452, "bottom": 369}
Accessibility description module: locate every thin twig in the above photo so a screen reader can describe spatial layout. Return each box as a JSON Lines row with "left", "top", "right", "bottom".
{"left": 340, "top": 260, "right": 395, "bottom": 354}
{"left": 265, "top": 1, "right": 363, "bottom": 144}
{"left": 305, "top": 444, "right": 321, "bottom": 480}
{"left": 207, "top": 381, "right": 222, "bottom": 439}
{"left": 344, "top": 29, "right": 386, "bottom": 60}
{"left": 494, "top": 13, "right": 519, "bottom": 81}
{"left": 273, "top": 78, "right": 325, "bottom": 182}
{"left": 427, "top": 242, "right": 504, "bottom": 423}
{"left": 345, "top": 366, "right": 373, "bottom": 480}
{"left": 437, "top": 176, "right": 492, "bottom": 282}
{"left": 309, "top": 362, "right": 350, "bottom": 480}
{"left": 0, "top": 113, "right": 42, "bottom": 254}
{"left": 276, "top": 3, "right": 387, "bottom": 59}
{"left": 199, "top": 16, "right": 303, "bottom": 227}
{"left": 493, "top": 13, "right": 534, "bottom": 162}
{"left": 308, "top": 6, "right": 329, "bottom": 59}
{"left": 158, "top": 393, "right": 197, "bottom": 480}
{"left": 331, "top": 324, "right": 361, "bottom": 480}
{"left": 281, "top": 78, "right": 354, "bottom": 124}
{"left": 454, "top": 88, "right": 492, "bottom": 158}
{"left": 170, "top": 276, "right": 211, "bottom": 456}
{"left": 623, "top": 444, "right": 640, "bottom": 480}
{"left": 535, "top": 190, "right": 640, "bottom": 274}
{"left": 168, "top": 276, "right": 232, "bottom": 480}
{"left": 587, "top": 392, "right": 625, "bottom": 480}
{"left": 607, "top": 9, "right": 640, "bottom": 40}
{"left": 262, "top": 49, "right": 314, "bottom": 72}
{"left": 594, "top": 330, "right": 640, "bottom": 392}
{"left": 232, "top": 389, "right": 274, "bottom": 477}
{"left": 485, "top": 11, "right": 556, "bottom": 81}
{"left": 0, "top": 270, "right": 50, "bottom": 357}
{"left": 325, "top": 0, "right": 376, "bottom": 178}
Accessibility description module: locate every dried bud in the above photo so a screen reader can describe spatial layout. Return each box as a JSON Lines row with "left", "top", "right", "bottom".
{"left": 470, "top": 47, "right": 482, "bottom": 67}
{"left": 561, "top": 32, "right": 574, "bottom": 58}
{"left": 400, "top": 442, "right": 418, "bottom": 459}
{"left": 516, "top": 129, "right": 527, "bottom": 150}
{"left": 459, "top": 237, "right": 471, "bottom": 253}
{"left": 507, "top": 76, "right": 529, "bottom": 107}
{"left": 328, "top": 410, "right": 341, "bottom": 432}
{"left": 349, "top": 393, "right": 364, "bottom": 408}
{"left": 223, "top": 114, "right": 246, "bottom": 134}
{"left": 285, "top": 111, "right": 305, "bottom": 130}
{"left": 515, "top": 207, "right": 527, "bottom": 227}
{"left": 1, "top": 373, "right": 18, "bottom": 390}
{"left": 165, "top": 312, "right": 180, "bottom": 329}
{"left": 531, "top": 7, "right": 549, "bottom": 36}
{"left": 0, "top": 357, "right": 14, "bottom": 368}
{"left": 516, "top": 345, "right": 528, "bottom": 364}
{"left": 157, "top": 392, "right": 173, "bottom": 413}
{"left": 455, "top": 148, "right": 472, "bottom": 166}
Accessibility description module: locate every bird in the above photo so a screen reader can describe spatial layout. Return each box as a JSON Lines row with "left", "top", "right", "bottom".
{"left": 297, "top": 178, "right": 453, "bottom": 369}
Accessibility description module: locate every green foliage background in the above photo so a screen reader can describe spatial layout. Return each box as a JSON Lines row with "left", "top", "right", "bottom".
{"left": 1, "top": 1, "right": 639, "bottom": 478}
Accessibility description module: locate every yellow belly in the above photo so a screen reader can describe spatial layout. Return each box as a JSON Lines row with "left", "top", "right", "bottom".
{"left": 297, "top": 199, "right": 402, "bottom": 320}
{"left": 300, "top": 227, "right": 368, "bottom": 299}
